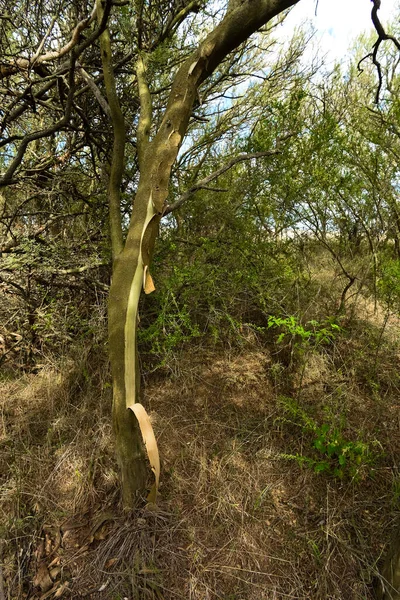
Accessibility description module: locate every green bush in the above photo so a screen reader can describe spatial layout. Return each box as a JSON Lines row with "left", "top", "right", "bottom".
{"left": 267, "top": 315, "right": 342, "bottom": 346}
{"left": 278, "top": 396, "right": 375, "bottom": 480}
{"left": 378, "top": 258, "right": 400, "bottom": 312}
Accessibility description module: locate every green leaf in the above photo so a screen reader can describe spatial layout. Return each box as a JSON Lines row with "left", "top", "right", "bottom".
{"left": 314, "top": 462, "right": 329, "bottom": 473}
{"left": 314, "top": 439, "right": 326, "bottom": 452}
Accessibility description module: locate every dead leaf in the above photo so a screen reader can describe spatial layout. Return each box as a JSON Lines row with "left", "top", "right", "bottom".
{"left": 33, "top": 564, "right": 53, "bottom": 592}
{"left": 143, "top": 265, "right": 156, "bottom": 294}
{"left": 104, "top": 557, "right": 118, "bottom": 569}
{"left": 45, "top": 533, "right": 52, "bottom": 555}
{"left": 48, "top": 556, "right": 60, "bottom": 569}
{"left": 95, "top": 528, "right": 108, "bottom": 541}
{"left": 98, "top": 579, "right": 110, "bottom": 592}
{"left": 139, "top": 566, "right": 160, "bottom": 575}
{"left": 40, "top": 584, "right": 59, "bottom": 600}
{"left": 60, "top": 516, "right": 89, "bottom": 534}
{"left": 89, "top": 513, "right": 114, "bottom": 544}
{"left": 54, "top": 582, "right": 70, "bottom": 598}
{"left": 36, "top": 538, "right": 45, "bottom": 561}
{"left": 50, "top": 566, "right": 61, "bottom": 580}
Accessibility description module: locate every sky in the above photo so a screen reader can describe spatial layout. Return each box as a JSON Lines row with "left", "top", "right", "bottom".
{"left": 279, "top": 0, "right": 399, "bottom": 62}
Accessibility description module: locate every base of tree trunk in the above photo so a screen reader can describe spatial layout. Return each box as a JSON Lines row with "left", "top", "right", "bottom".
{"left": 113, "top": 398, "right": 149, "bottom": 508}
{"left": 376, "top": 535, "right": 400, "bottom": 600}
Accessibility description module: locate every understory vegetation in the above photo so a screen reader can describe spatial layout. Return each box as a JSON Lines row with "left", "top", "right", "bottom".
{"left": 1, "top": 0, "right": 400, "bottom": 598}
{"left": 2, "top": 245, "right": 400, "bottom": 599}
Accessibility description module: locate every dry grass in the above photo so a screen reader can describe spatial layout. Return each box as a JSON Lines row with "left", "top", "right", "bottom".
{"left": 1, "top": 307, "right": 400, "bottom": 599}
{"left": 0, "top": 347, "right": 119, "bottom": 598}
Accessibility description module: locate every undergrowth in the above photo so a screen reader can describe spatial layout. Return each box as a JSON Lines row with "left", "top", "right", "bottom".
{"left": 1, "top": 245, "right": 400, "bottom": 599}
{"left": 277, "top": 395, "right": 378, "bottom": 480}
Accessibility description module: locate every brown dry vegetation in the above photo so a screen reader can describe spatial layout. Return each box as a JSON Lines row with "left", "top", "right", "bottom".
{"left": 1, "top": 286, "right": 400, "bottom": 600}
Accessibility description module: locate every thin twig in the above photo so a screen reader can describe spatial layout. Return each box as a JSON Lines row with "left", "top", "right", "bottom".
{"left": 164, "top": 143, "right": 289, "bottom": 215}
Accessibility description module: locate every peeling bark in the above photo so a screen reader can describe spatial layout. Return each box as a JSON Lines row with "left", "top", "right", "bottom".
{"left": 109, "top": 0, "right": 300, "bottom": 508}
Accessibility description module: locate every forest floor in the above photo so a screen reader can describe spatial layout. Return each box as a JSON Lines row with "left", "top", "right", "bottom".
{"left": 1, "top": 294, "right": 400, "bottom": 599}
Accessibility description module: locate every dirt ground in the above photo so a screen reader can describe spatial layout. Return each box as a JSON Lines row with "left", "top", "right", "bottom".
{"left": 1, "top": 305, "right": 400, "bottom": 599}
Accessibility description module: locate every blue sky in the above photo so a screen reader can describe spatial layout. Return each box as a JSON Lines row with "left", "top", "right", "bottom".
{"left": 281, "top": 0, "right": 399, "bottom": 61}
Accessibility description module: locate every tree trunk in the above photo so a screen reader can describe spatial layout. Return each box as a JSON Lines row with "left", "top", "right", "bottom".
{"left": 107, "top": 0, "right": 299, "bottom": 508}
{"left": 376, "top": 535, "right": 400, "bottom": 600}
{"left": 108, "top": 173, "right": 160, "bottom": 506}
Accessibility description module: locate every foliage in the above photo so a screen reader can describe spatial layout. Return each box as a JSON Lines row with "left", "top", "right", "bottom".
{"left": 138, "top": 291, "right": 201, "bottom": 370}
{"left": 278, "top": 396, "right": 376, "bottom": 480}
{"left": 267, "top": 315, "right": 342, "bottom": 346}
{"left": 2, "top": 2, "right": 400, "bottom": 365}
{"left": 377, "top": 258, "right": 400, "bottom": 312}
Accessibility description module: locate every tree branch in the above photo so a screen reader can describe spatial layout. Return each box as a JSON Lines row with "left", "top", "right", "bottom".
{"left": 0, "top": 5, "right": 97, "bottom": 79}
{"left": 358, "top": 0, "right": 400, "bottom": 104}
{"left": 164, "top": 148, "right": 283, "bottom": 215}
{"left": 97, "top": 0, "right": 125, "bottom": 259}
{"left": 78, "top": 65, "right": 112, "bottom": 118}
{"left": 0, "top": 55, "right": 77, "bottom": 186}
{"left": 141, "top": 0, "right": 299, "bottom": 216}
{"left": 0, "top": 2, "right": 113, "bottom": 185}
{"left": 1, "top": 2, "right": 112, "bottom": 132}
{"left": 136, "top": 55, "right": 152, "bottom": 167}
{"left": 1, "top": 213, "right": 84, "bottom": 254}
{"left": 158, "top": 0, "right": 201, "bottom": 45}
{"left": 44, "top": 262, "right": 109, "bottom": 275}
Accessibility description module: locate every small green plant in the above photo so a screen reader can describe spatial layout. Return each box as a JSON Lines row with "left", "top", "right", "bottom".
{"left": 278, "top": 396, "right": 374, "bottom": 480}
{"left": 267, "top": 315, "right": 341, "bottom": 346}
{"left": 139, "top": 293, "right": 201, "bottom": 369}
{"left": 267, "top": 315, "right": 343, "bottom": 397}
{"left": 312, "top": 423, "right": 369, "bottom": 478}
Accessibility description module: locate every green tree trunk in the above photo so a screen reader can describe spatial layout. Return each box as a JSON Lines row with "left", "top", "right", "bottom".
{"left": 106, "top": 0, "right": 299, "bottom": 508}
{"left": 108, "top": 175, "right": 159, "bottom": 505}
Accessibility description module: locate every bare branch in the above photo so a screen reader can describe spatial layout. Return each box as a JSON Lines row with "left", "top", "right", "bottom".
{"left": 1, "top": 213, "right": 84, "bottom": 254}
{"left": 164, "top": 148, "right": 283, "bottom": 215}
{"left": 44, "top": 262, "right": 109, "bottom": 275}
{"left": 31, "top": 16, "right": 58, "bottom": 68}
{"left": 78, "top": 65, "right": 112, "bottom": 118}
{"left": 0, "top": 2, "right": 113, "bottom": 181}
{"left": 0, "top": 5, "right": 97, "bottom": 79}
{"left": 358, "top": 0, "right": 400, "bottom": 104}
{"left": 0, "top": 57, "right": 77, "bottom": 186}
{"left": 159, "top": 0, "right": 201, "bottom": 44}
{"left": 96, "top": 0, "right": 125, "bottom": 259}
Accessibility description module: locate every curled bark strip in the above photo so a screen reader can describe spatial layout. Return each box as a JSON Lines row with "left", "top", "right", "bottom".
{"left": 121, "top": 191, "right": 160, "bottom": 502}
{"left": 124, "top": 192, "right": 156, "bottom": 408}
{"left": 143, "top": 265, "right": 156, "bottom": 294}
{"left": 130, "top": 403, "right": 160, "bottom": 503}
